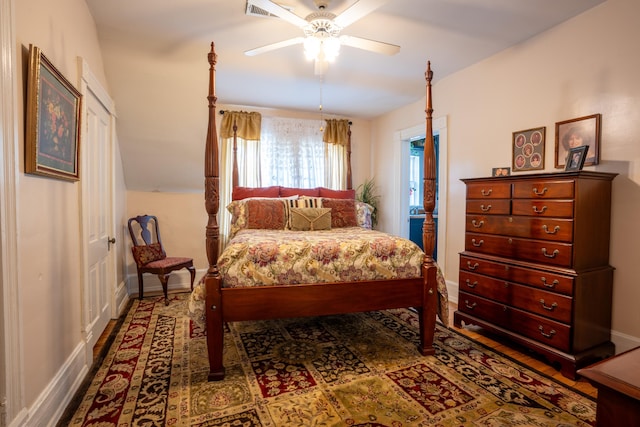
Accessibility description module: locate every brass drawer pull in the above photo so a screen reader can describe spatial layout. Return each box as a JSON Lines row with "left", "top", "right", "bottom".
{"left": 472, "top": 220, "right": 484, "bottom": 228}
{"left": 539, "top": 299, "right": 558, "bottom": 311}
{"left": 464, "top": 300, "right": 477, "bottom": 310}
{"left": 480, "top": 204, "right": 492, "bottom": 212}
{"left": 533, "top": 187, "right": 548, "bottom": 196}
{"left": 532, "top": 205, "right": 548, "bottom": 214}
{"left": 542, "top": 248, "right": 560, "bottom": 258}
{"left": 467, "top": 262, "right": 480, "bottom": 270}
{"left": 465, "top": 279, "right": 478, "bottom": 288}
{"left": 481, "top": 189, "right": 493, "bottom": 196}
{"left": 542, "top": 225, "right": 560, "bottom": 234}
{"left": 540, "top": 277, "right": 559, "bottom": 288}
{"left": 471, "top": 239, "right": 484, "bottom": 247}
{"left": 538, "top": 325, "right": 557, "bottom": 339}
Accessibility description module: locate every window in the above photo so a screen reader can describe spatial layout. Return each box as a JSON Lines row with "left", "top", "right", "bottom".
{"left": 260, "top": 116, "right": 326, "bottom": 188}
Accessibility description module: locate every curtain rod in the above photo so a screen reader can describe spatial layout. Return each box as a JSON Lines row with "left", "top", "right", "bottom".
{"left": 219, "top": 110, "right": 351, "bottom": 125}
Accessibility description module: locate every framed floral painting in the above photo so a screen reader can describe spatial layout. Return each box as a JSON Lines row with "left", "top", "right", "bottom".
{"left": 25, "top": 44, "right": 82, "bottom": 181}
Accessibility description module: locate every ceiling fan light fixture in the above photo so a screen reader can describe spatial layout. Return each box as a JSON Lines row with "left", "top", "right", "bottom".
{"left": 323, "top": 36, "right": 341, "bottom": 62}
{"left": 303, "top": 36, "right": 321, "bottom": 60}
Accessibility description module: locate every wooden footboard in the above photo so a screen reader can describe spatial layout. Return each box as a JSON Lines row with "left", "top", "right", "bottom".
{"left": 203, "top": 42, "right": 438, "bottom": 381}
{"left": 205, "top": 264, "right": 438, "bottom": 381}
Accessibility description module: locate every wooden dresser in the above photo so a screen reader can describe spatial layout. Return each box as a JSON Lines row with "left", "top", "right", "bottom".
{"left": 454, "top": 171, "right": 617, "bottom": 378}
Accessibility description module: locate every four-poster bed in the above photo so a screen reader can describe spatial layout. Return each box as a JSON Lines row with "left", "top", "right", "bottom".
{"left": 197, "top": 42, "right": 444, "bottom": 381}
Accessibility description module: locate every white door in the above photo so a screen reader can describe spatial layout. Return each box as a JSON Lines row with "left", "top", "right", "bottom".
{"left": 82, "top": 85, "right": 114, "bottom": 359}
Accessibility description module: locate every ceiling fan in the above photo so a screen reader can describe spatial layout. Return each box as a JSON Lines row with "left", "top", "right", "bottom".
{"left": 245, "top": 0, "right": 400, "bottom": 74}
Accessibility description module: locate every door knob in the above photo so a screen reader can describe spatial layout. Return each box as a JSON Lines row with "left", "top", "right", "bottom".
{"left": 108, "top": 237, "right": 116, "bottom": 250}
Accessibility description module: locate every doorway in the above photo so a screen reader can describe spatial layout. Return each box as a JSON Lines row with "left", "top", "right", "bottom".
{"left": 398, "top": 117, "right": 447, "bottom": 271}
{"left": 79, "top": 60, "right": 117, "bottom": 366}
{"left": 408, "top": 135, "right": 439, "bottom": 257}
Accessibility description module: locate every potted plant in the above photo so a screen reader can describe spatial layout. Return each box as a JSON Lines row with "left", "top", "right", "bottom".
{"left": 356, "top": 178, "right": 380, "bottom": 228}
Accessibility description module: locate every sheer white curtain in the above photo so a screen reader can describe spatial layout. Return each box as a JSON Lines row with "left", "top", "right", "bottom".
{"left": 260, "top": 117, "right": 325, "bottom": 188}
{"left": 219, "top": 111, "right": 261, "bottom": 247}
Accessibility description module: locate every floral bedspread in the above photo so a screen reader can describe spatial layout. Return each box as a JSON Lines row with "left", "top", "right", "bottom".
{"left": 189, "top": 227, "right": 449, "bottom": 327}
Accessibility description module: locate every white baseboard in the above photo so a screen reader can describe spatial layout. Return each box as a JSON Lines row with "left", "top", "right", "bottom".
{"left": 28, "top": 343, "right": 87, "bottom": 427}
{"left": 126, "top": 268, "right": 205, "bottom": 297}
{"left": 611, "top": 328, "right": 640, "bottom": 354}
{"left": 446, "top": 280, "right": 458, "bottom": 305}
{"left": 114, "top": 279, "right": 130, "bottom": 317}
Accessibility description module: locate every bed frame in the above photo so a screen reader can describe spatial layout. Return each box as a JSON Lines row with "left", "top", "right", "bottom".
{"left": 202, "top": 42, "right": 438, "bottom": 381}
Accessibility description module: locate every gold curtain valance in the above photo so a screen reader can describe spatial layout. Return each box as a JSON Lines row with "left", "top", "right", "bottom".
{"left": 322, "top": 118, "right": 350, "bottom": 147}
{"left": 220, "top": 111, "right": 262, "bottom": 140}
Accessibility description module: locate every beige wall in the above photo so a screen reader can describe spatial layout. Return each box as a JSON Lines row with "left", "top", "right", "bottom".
{"left": 373, "top": 0, "right": 640, "bottom": 350}
{"left": 14, "top": 0, "right": 116, "bottom": 415}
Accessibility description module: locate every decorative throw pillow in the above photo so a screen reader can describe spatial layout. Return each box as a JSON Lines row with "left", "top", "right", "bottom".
{"left": 355, "top": 201, "right": 374, "bottom": 229}
{"left": 132, "top": 243, "right": 166, "bottom": 266}
{"left": 246, "top": 199, "right": 288, "bottom": 230}
{"left": 297, "top": 196, "right": 323, "bottom": 208}
{"left": 289, "top": 207, "right": 332, "bottom": 231}
{"left": 321, "top": 198, "right": 358, "bottom": 228}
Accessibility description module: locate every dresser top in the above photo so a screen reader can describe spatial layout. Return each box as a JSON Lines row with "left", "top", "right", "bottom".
{"left": 462, "top": 171, "right": 617, "bottom": 184}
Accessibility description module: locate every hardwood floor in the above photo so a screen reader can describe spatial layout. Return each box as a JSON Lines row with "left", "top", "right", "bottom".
{"left": 446, "top": 301, "right": 597, "bottom": 398}
{"left": 91, "top": 299, "right": 597, "bottom": 399}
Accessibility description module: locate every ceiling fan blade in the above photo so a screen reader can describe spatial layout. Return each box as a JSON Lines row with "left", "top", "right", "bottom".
{"left": 340, "top": 35, "right": 400, "bottom": 55}
{"left": 244, "top": 37, "right": 304, "bottom": 56}
{"left": 333, "top": 0, "right": 389, "bottom": 28}
{"left": 247, "top": 0, "right": 308, "bottom": 28}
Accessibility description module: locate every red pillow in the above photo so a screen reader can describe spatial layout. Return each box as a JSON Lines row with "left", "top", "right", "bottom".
{"left": 232, "top": 186, "right": 280, "bottom": 201}
{"left": 319, "top": 187, "right": 356, "bottom": 199}
{"left": 280, "top": 187, "right": 320, "bottom": 197}
{"left": 246, "top": 199, "right": 287, "bottom": 229}
{"left": 321, "top": 198, "right": 358, "bottom": 228}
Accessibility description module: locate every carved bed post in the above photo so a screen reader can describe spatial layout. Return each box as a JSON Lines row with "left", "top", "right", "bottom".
{"left": 204, "top": 42, "right": 225, "bottom": 380}
{"left": 347, "top": 122, "right": 353, "bottom": 190}
{"left": 418, "top": 60, "right": 438, "bottom": 356}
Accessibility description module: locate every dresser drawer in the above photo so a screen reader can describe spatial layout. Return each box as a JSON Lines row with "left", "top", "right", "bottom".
{"left": 466, "top": 199, "right": 510, "bottom": 215}
{"left": 458, "top": 292, "right": 571, "bottom": 352}
{"left": 512, "top": 199, "right": 574, "bottom": 218}
{"left": 467, "top": 182, "right": 511, "bottom": 199}
{"left": 459, "top": 254, "right": 575, "bottom": 295}
{"left": 465, "top": 233, "right": 573, "bottom": 267}
{"left": 513, "top": 180, "right": 575, "bottom": 199}
{"left": 459, "top": 271, "right": 572, "bottom": 323}
{"left": 466, "top": 215, "right": 573, "bottom": 242}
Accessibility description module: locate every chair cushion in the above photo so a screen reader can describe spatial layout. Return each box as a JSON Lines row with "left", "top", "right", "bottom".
{"left": 289, "top": 207, "right": 332, "bottom": 231}
{"left": 132, "top": 243, "right": 166, "bottom": 266}
{"left": 145, "top": 256, "right": 193, "bottom": 268}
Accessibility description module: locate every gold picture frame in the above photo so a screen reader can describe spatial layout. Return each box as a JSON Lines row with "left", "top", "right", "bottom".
{"left": 512, "top": 126, "right": 545, "bottom": 172}
{"left": 554, "top": 114, "right": 601, "bottom": 169}
{"left": 25, "top": 44, "right": 82, "bottom": 181}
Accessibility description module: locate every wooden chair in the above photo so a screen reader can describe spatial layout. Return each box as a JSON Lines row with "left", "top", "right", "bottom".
{"left": 127, "top": 214, "right": 195, "bottom": 305}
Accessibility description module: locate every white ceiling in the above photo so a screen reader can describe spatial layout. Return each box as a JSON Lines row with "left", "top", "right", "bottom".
{"left": 85, "top": 0, "right": 604, "bottom": 191}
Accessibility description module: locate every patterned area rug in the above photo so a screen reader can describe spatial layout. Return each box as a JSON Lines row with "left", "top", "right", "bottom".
{"left": 65, "top": 293, "right": 595, "bottom": 426}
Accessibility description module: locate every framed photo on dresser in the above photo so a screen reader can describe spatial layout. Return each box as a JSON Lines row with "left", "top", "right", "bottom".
{"left": 512, "top": 126, "right": 545, "bottom": 172}
{"left": 555, "top": 114, "right": 601, "bottom": 169}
